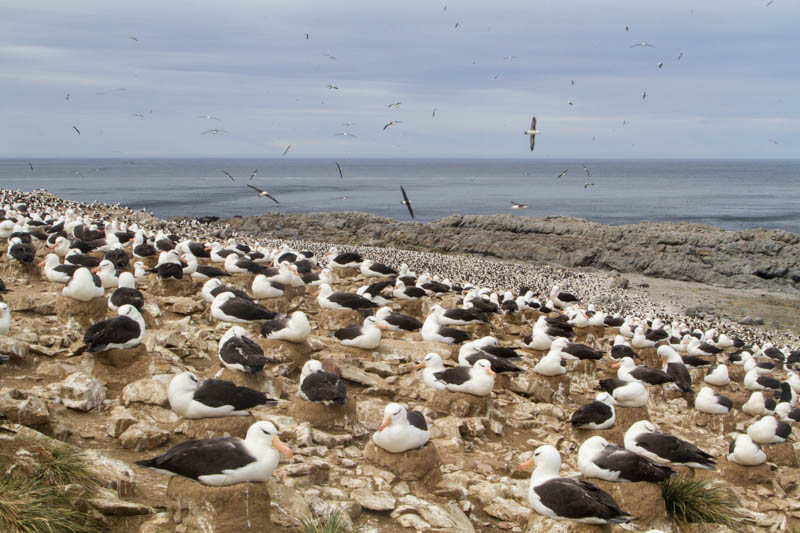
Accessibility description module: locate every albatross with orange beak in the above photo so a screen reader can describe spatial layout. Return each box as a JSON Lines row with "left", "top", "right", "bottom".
{"left": 372, "top": 403, "right": 430, "bottom": 453}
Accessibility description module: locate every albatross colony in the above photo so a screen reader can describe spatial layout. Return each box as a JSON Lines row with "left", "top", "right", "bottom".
{"left": 0, "top": 188, "right": 798, "bottom": 532}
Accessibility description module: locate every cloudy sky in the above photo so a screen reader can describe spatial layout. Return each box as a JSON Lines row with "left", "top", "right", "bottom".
{"left": 2, "top": 0, "right": 797, "bottom": 159}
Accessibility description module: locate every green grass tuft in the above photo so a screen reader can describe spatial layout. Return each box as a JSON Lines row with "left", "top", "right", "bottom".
{"left": 299, "top": 509, "right": 353, "bottom": 533}
{"left": 0, "top": 477, "right": 106, "bottom": 533}
{"left": 21, "top": 438, "right": 102, "bottom": 490}
{"left": 660, "top": 475, "right": 742, "bottom": 531}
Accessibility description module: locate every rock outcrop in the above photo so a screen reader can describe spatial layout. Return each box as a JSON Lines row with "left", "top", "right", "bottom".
{"left": 222, "top": 211, "right": 800, "bottom": 291}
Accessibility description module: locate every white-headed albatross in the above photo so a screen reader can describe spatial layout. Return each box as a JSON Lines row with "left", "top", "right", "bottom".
{"left": 135, "top": 421, "right": 292, "bottom": 486}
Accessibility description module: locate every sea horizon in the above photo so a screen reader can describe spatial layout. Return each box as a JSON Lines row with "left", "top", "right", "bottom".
{"left": 2, "top": 157, "right": 798, "bottom": 235}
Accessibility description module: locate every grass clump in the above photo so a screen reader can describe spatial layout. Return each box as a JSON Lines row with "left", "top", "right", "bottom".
{"left": 660, "top": 475, "right": 742, "bottom": 531}
{"left": 0, "top": 477, "right": 106, "bottom": 533}
{"left": 299, "top": 509, "right": 353, "bottom": 533}
{"left": 20, "top": 438, "right": 102, "bottom": 490}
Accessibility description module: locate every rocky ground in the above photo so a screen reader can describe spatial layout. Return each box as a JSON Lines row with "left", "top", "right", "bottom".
{"left": 0, "top": 191, "right": 799, "bottom": 533}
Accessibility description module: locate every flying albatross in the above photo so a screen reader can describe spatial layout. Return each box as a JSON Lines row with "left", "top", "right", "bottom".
{"left": 247, "top": 184, "right": 280, "bottom": 204}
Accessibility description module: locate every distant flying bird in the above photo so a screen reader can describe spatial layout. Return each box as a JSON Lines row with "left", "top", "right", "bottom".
{"left": 28, "top": 161, "right": 34, "bottom": 172}
{"left": 625, "top": 25, "right": 629, "bottom": 32}
{"left": 247, "top": 184, "right": 280, "bottom": 204}
{"left": 768, "top": 139, "right": 778, "bottom": 145}
{"left": 323, "top": 53, "right": 336, "bottom": 60}
{"left": 432, "top": 108, "right": 438, "bottom": 117}
{"left": 335, "top": 132, "right": 356, "bottom": 137}
{"left": 504, "top": 56, "right": 519, "bottom": 62}
{"left": 568, "top": 100, "right": 574, "bottom": 106}
{"left": 524, "top": 117, "right": 540, "bottom": 151}
{"left": 282, "top": 144, "right": 292, "bottom": 156}
{"left": 583, "top": 164, "right": 591, "bottom": 178}
{"left": 198, "top": 115, "right": 220, "bottom": 120}
{"left": 677, "top": 52, "right": 684, "bottom": 61}
{"left": 658, "top": 62, "right": 664, "bottom": 69}
{"left": 455, "top": 22, "right": 460, "bottom": 28}
{"left": 305, "top": 33, "right": 310, "bottom": 39}
{"left": 642, "top": 91, "right": 647, "bottom": 100}
{"left": 66, "top": 93, "right": 70, "bottom": 101}
{"left": 510, "top": 201, "right": 528, "bottom": 209}
{"left": 249, "top": 170, "right": 258, "bottom": 181}
{"left": 336, "top": 196, "right": 349, "bottom": 200}
{"left": 72, "top": 125, "right": 80, "bottom": 135}
{"left": 327, "top": 85, "right": 339, "bottom": 90}
{"left": 335, "top": 162, "right": 343, "bottom": 179}
{"left": 766, "top": 0, "right": 774, "bottom": 6}
{"left": 383, "top": 121, "right": 402, "bottom": 131}
{"left": 134, "top": 113, "right": 144, "bottom": 119}
{"left": 631, "top": 42, "right": 656, "bottom": 48}
{"left": 571, "top": 80, "right": 575, "bottom": 86}
{"left": 387, "top": 102, "right": 401, "bottom": 108}
{"left": 129, "top": 35, "right": 138, "bottom": 42}
{"left": 342, "top": 121, "right": 356, "bottom": 126}
{"left": 556, "top": 169, "right": 568, "bottom": 179}
{"left": 585, "top": 180, "right": 595, "bottom": 189}
{"left": 201, "top": 129, "right": 228, "bottom": 135}
{"left": 400, "top": 186, "right": 415, "bottom": 219}
{"left": 222, "top": 171, "right": 235, "bottom": 181}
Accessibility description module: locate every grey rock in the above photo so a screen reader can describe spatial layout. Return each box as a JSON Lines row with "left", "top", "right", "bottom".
{"left": 739, "top": 315, "right": 765, "bottom": 326}
{"left": 60, "top": 372, "right": 106, "bottom": 412}
{"left": 351, "top": 488, "right": 396, "bottom": 511}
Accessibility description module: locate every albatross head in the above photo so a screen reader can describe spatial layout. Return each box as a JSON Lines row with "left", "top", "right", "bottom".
{"left": 246, "top": 421, "right": 293, "bottom": 457}
{"left": 378, "top": 403, "right": 407, "bottom": 432}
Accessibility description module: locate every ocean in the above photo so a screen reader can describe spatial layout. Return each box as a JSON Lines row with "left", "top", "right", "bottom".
{"left": 1, "top": 158, "right": 798, "bottom": 234}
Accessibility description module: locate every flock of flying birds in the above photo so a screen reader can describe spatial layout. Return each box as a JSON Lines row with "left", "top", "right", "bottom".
{"left": 48, "top": 6, "right": 783, "bottom": 221}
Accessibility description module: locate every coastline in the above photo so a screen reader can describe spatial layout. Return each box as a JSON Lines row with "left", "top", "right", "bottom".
{"left": 218, "top": 211, "right": 800, "bottom": 294}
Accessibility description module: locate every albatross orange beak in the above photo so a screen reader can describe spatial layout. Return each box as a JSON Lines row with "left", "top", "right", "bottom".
{"left": 37, "top": 259, "right": 45, "bottom": 267}
{"left": 91, "top": 266, "right": 100, "bottom": 273}
{"left": 377, "top": 414, "right": 391, "bottom": 432}
{"left": 517, "top": 457, "right": 535, "bottom": 471}
{"left": 272, "top": 435, "right": 293, "bottom": 458}
{"left": 610, "top": 361, "right": 621, "bottom": 369}
{"left": 488, "top": 368, "right": 496, "bottom": 377}
{"left": 413, "top": 361, "right": 425, "bottom": 370}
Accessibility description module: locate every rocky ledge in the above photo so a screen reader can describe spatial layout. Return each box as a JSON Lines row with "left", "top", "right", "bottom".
{"left": 220, "top": 212, "right": 800, "bottom": 292}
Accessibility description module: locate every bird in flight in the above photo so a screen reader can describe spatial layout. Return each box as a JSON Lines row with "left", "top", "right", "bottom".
{"left": 342, "top": 121, "right": 356, "bottom": 127}
{"left": 454, "top": 22, "right": 460, "bottom": 29}
{"left": 625, "top": 25, "right": 629, "bottom": 32}
{"left": 556, "top": 169, "right": 568, "bottom": 179}
{"left": 631, "top": 42, "right": 656, "bottom": 48}
{"left": 129, "top": 35, "right": 138, "bottom": 42}
{"left": 335, "top": 132, "right": 356, "bottom": 137}
{"left": 568, "top": 100, "right": 574, "bottom": 106}
{"left": 328, "top": 84, "right": 339, "bottom": 90}
{"left": 66, "top": 93, "right": 70, "bottom": 101}
{"left": 28, "top": 161, "right": 34, "bottom": 172}
{"left": 134, "top": 113, "right": 144, "bottom": 119}
{"left": 198, "top": 115, "right": 220, "bottom": 121}
{"left": 335, "top": 162, "right": 343, "bottom": 179}
{"left": 642, "top": 91, "right": 647, "bottom": 100}
{"left": 201, "top": 129, "right": 228, "bottom": 135}
{"left": 222, "top": 171, "right": 235, "bottom": 181}
{"left": 658, "top": 62, "right": 664, "bottom": 69}
{"left": 432, "top": 108, "right": 438, "bottom": 117}
{"left": 282, "top": 144, "right": 292, "bottom": 156}
{"left": 383, "top": 121, "right": 402, "bottom": 131}
{"left": 583, "top": 164, "right": 591, "bottom": 177}
{"left": 768, "top": 139, "right": 778, "bottom": 144}
{"left": 305, "top": 33, "right": 310, "bottom": 39}
{"left": 323, "top": 53, "right": 336, "bottom": 60}
{"left": 249, "top": 170, "right": 258, "bottom": 181}
{"left": 336, "top": 196, "right": 349, "bottom": 200}
{"left": 584, "top": 180, "right": 595, "bottom": 189}
{"left": 504, "top": 56, "right": 519, "bottom": 62}
{"left": 571, "top": 80, "right": 575, "bottom": 86}
{"left": 524, "top": 117, "right": 539, "bottom": 151}
{"left": 677, "top": 52, "right": 684, "bottom": 61}
{"left": 247, "top": 184, "right": 280, "bottom": 204}
{"left": 510, "top": 201, "right": 528, "bottom": 209}
{"left": 387, "top": 102, "right": 401, "bottom": 108}
{"left": 72, "top": 125, "right": 81, "bottom": 135}
{"left": 400, "top": 186, "right": 415, "bottom": 219}
{"left": 766, "top": 0, "right": 774, "bottom": 6}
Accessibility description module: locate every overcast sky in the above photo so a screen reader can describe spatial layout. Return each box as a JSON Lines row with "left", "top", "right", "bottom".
{"left": 2, "top": 0, "right": 797, "bottom": 159}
